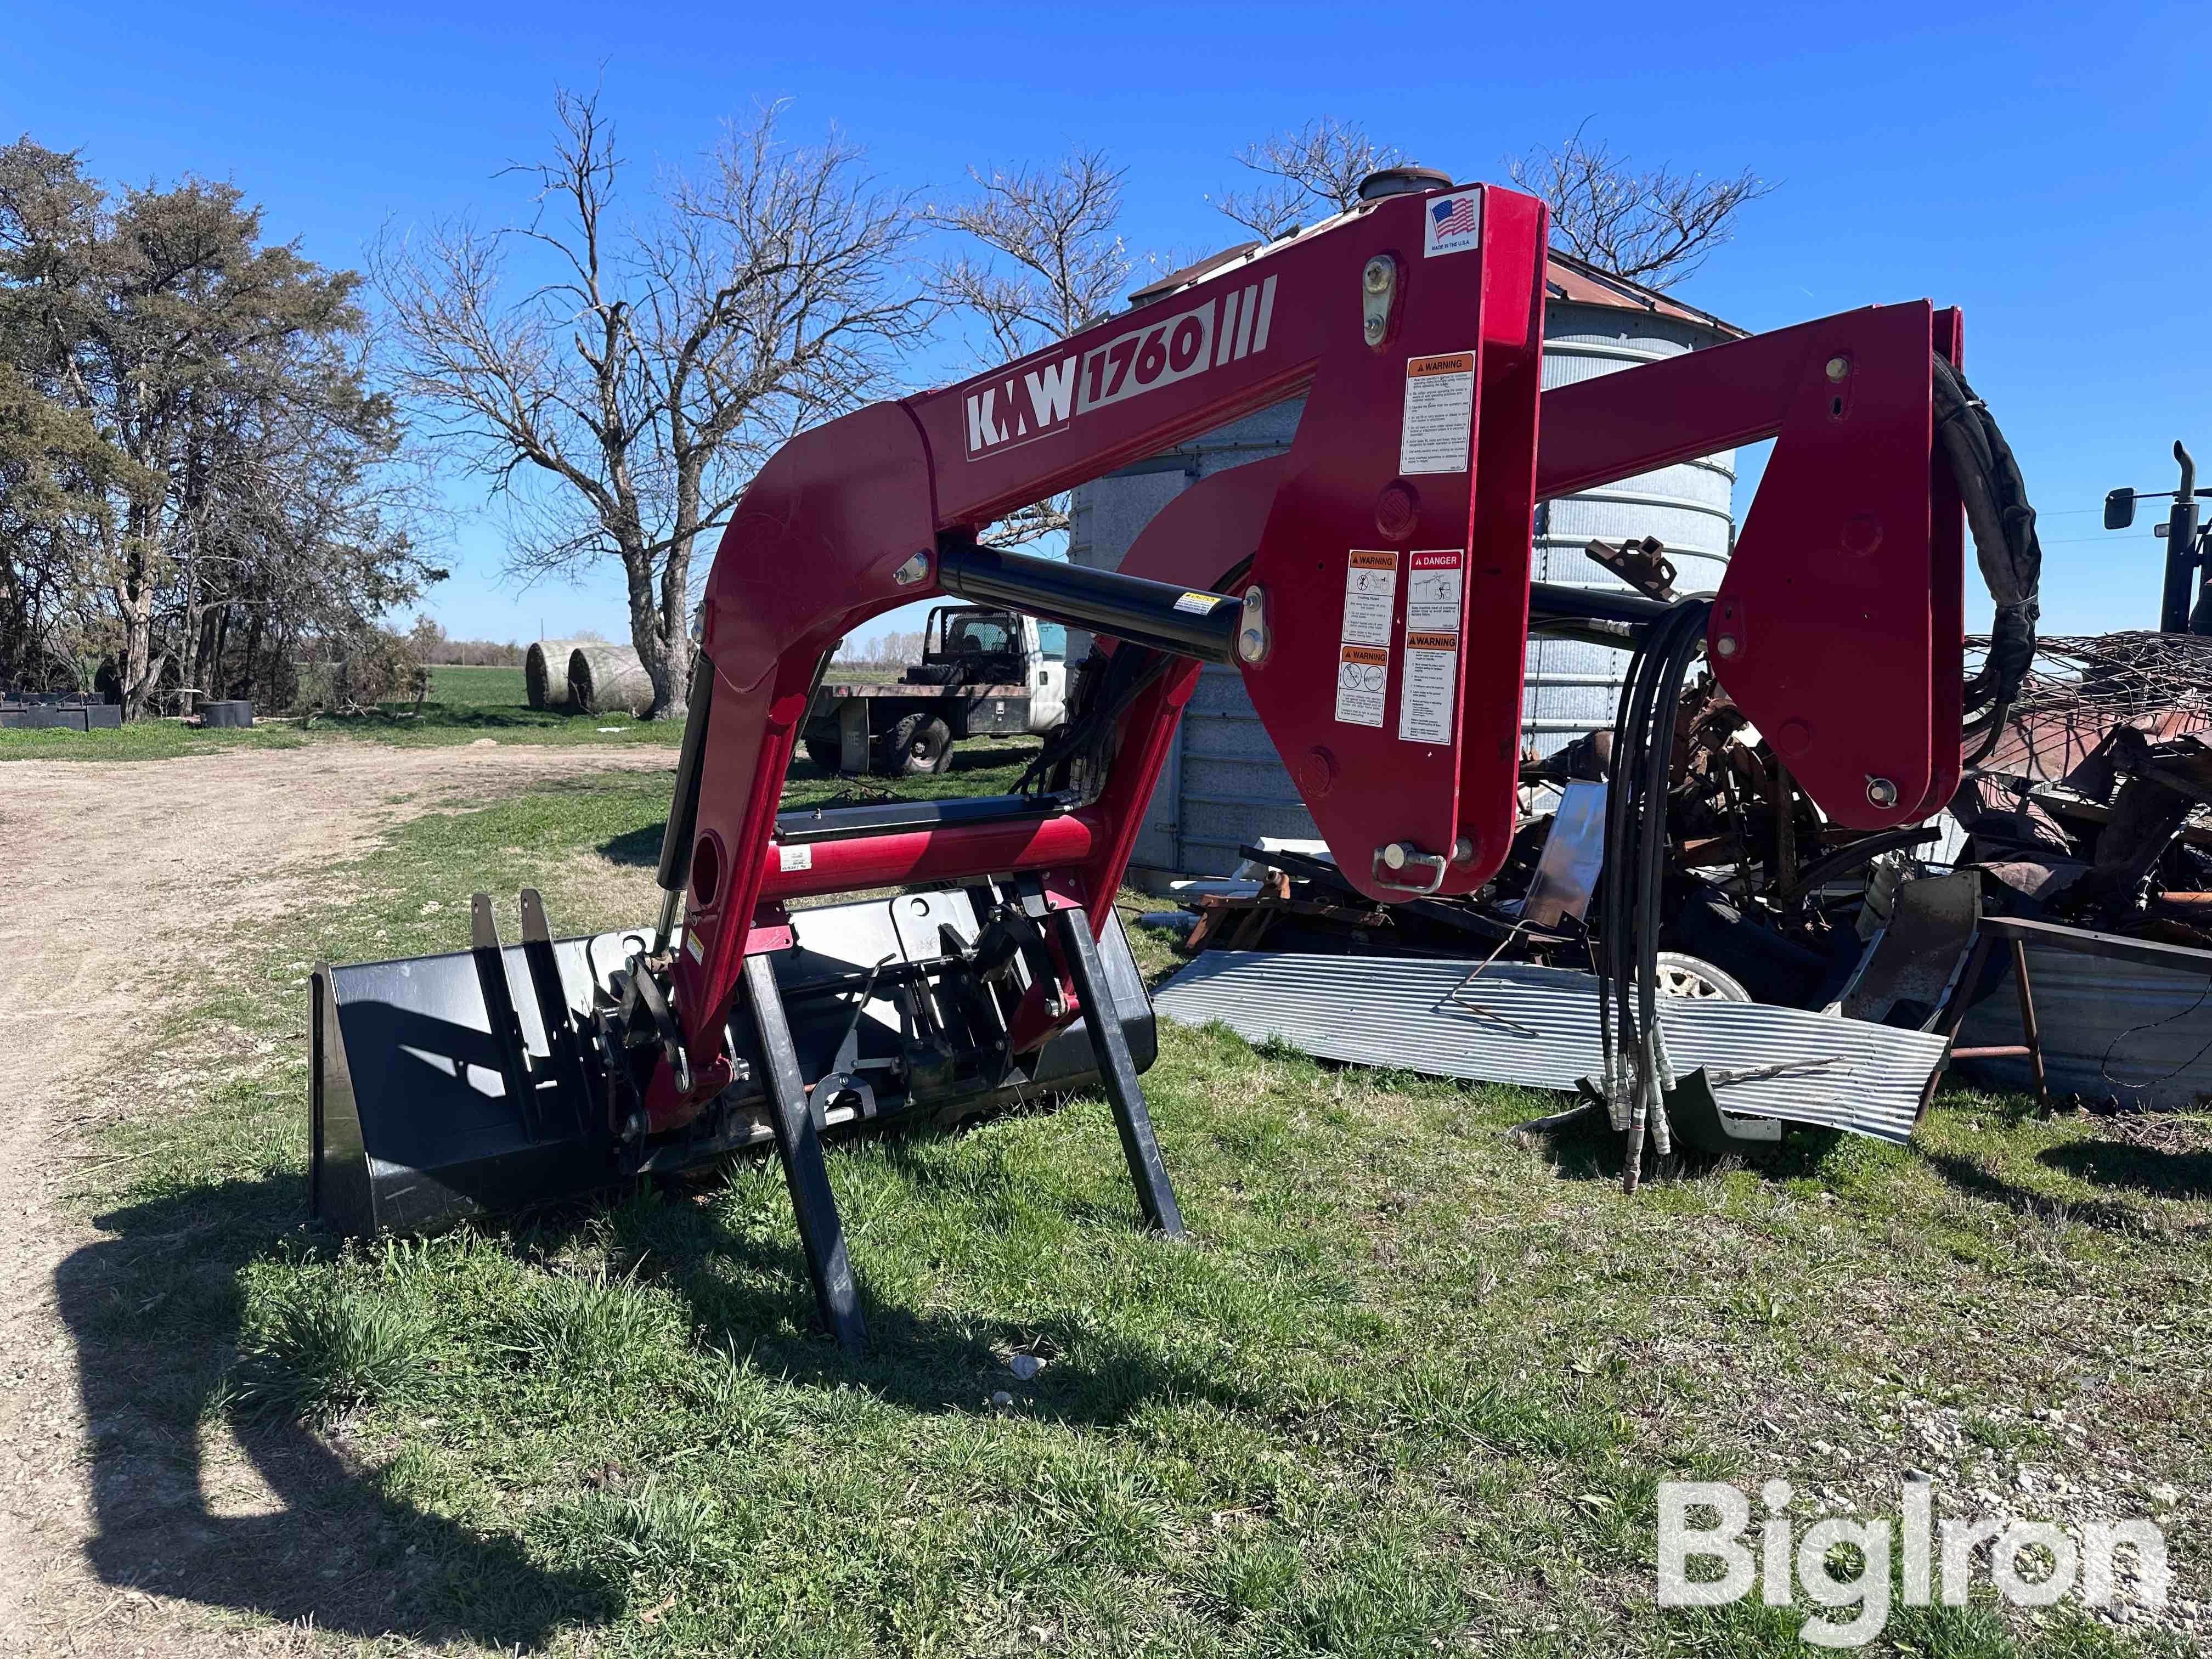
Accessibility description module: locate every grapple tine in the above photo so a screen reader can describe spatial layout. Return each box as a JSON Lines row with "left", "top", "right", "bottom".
{"left": 469, "top": 893, "right": 538, "bottom": 1133}
{"left": 518, "top": 888, "right": 596, "bottom": 1137}
{"left": 312, "top": 887, "right": 1158, "bottom": 1239}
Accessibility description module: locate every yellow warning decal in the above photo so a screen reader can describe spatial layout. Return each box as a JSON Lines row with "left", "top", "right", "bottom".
{"left": 1406, "top": 351, "right": 1474, "bottom": 378}
{"left": 1334, "top": 643, "right": 1389, "bottom": 729}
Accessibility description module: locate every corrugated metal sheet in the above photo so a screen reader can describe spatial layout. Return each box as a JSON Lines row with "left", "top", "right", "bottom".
{"left": 1155, "top": 952, "right": 1949, "bottom": 1143}
{"left": 1956, "top": 948, "right": 2212, "bottom": 1108}
{"left": 1542, "top": 250, "right": 1746, "bottom": 335}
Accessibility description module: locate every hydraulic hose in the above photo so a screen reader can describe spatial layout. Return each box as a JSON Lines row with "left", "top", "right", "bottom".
{"left": 1597, "top": 597, "right": 1709, "bottom": 1192}
{"left": 1934, "top": 355, "right": 2042, "bottom": 765}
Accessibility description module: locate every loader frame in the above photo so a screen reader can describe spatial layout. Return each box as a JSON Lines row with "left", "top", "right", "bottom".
{"left": 315, "top": 175, "right": 1979, "bottom": 1357}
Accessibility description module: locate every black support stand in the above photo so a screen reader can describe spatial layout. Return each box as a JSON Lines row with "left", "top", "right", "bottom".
{"left": 742, "top": 951, "right": 869, "bottom": 1354}
{"left": 1051, "top": 905, "right": 1185, "bottom": 1236}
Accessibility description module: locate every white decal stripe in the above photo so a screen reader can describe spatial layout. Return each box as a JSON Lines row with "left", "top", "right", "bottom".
{"left": 1215, "top": 289, "right": 1242, "bottom": 366}
{"left": 1232, "top": 285, "right": 1256, "bottom": 359}
{"left": 1251, "top": 274, "right": 1278, "bottom": 353}
{"left": 966, "top": 393, "right": 985, "bottom": 453}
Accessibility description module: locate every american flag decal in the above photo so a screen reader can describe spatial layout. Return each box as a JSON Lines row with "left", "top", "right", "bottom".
{"left": 1423, "top": 190, "right": 1483, "bottom": 257}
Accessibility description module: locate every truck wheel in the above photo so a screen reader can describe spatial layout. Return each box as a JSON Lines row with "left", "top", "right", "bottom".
{"left": 802, "top": 727, "right": 845, "bottom": 774}
{"left": 879, "top": 713, "right": 953, "bottom": 775}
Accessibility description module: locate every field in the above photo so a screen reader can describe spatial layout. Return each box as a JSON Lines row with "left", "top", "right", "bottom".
{"left": 0, "top": 661, "right": 1021, "bottom": 763}
{"left": 428, "top": 662, "right": 531, "bottom": 705}
{"left": 0, "top": 668, "right": 680, "bottom": 761}
{"left": 2, "top": 723, "right": 2207, "bottom": 1657}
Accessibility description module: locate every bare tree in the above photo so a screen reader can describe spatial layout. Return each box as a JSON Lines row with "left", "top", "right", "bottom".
{"left": 1211, "top": 119, "right": 1405, "bottom": 240}
{"left": 1508, "top": 122, "right": 1772, "bottom": 290}
{"left": 374, "top": 89, "right": 929, "bottom": 718}
{"left": 927, "top": 151, "right": 1130, "bottom": 548}
{"left": 834, "top": 626, "right": 922, "bottom": 667}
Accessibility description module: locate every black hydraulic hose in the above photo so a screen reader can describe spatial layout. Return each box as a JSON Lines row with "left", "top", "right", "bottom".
{"left": 1596, "top": 624, "right": 1656, "bottom": 1106}
{"left": 1017, "top": 554, "right": 1256, "bottom": 801}
{"left": 1600, "top": 609, "right": 1675, "bottom": 1143}
{"left": 1933, "top": 354, "right": 2042, "bottom": 765}
{"left": 1594, "top": 597, "right": 1707, "bottom": 1194}
{"left": 1625, "top": 605, "right": 1709, "bottom": 1192}
{"left": 1620, "top": 612, "right": 1696, "bottom": 1187}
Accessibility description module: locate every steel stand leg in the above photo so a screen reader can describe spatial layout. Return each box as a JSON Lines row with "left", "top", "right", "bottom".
{"left": 1920, "top": 933, "right": 1994, "bottom": 1122}
{"left": 742, "top": 952, "right": 867, "bottom": 1353}
{"left": 1051, "top": 906, "right": 1185, "bottom": 1236}
{"left": 2008, "top": 938, "right": 2049, "bottom": 1109}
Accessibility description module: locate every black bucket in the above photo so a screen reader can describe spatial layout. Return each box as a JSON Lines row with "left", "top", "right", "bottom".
{"left": 312, "top": 889, "right": 1156, "bottom": 1236}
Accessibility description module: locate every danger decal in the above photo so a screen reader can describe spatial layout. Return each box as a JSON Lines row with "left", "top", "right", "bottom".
{"left": 1405, "top": 549, "right": 1465, "bottom": 631}
{"left": 963, "top": 274, "right": 1279, "bottom": 459}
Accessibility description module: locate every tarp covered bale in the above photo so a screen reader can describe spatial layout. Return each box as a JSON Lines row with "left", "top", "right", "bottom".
{"left": 568, "top": 643, "right": 654, "bottom": 718}
{"left": 524, "top": 639, "right": 586, "bottom": 711}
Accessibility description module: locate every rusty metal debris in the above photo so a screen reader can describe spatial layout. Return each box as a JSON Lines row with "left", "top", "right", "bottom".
{"left": 1177, "top": 672, "right": 1934, "bottom": 1017}
{"left": 1158, "top": 628, "right": 2212, "bottom": 1118}
{"left": 1978, "top": 630, "right": 2212, "bottom": 787}
{"left": 1583, "top": 535, "right": 1678, "bottom": 602}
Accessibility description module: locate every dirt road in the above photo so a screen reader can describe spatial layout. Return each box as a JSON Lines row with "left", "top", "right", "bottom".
{"left": 0, "top": 741, "right": 673, "bottom": 1656}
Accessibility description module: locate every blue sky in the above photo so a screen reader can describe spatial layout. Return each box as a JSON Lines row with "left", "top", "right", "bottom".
{"left": 7, "top": 0, "right": 2206, "bottom": 644}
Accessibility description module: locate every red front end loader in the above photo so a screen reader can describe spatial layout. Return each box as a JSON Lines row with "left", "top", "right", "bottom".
{"left": 312, "top": 172, "right": 2040, "bottom": 1351}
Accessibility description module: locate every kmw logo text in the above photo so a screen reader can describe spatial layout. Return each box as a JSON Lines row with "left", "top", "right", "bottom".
{"left": 963, "top": 274, "right": 1278, "bottom": 458}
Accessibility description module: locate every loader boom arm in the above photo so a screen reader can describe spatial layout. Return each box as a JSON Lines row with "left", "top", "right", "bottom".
{"left": 646, "top": 179, "right": 1974, "bottom": 1131}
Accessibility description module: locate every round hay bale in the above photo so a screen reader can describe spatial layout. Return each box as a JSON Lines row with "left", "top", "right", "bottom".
{"left": 525, "top": 639, "right": 586, "bottom": 710}
{"left": 568, "top": 643, "right": 656, "bottom": 718}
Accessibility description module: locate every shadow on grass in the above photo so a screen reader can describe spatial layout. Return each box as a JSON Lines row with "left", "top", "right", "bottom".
{"left": 57, "top": 1100, "right": 1236, "bottom": 1644}
{"left": 1513, "top": 1093, "right": 1846, "bottom": 1186}
{"left": 2036, "top": 1137, "right": 2212, "bottom": 1199}
{"left": 56, "top": 1177, "right": 618, "bottom": 1647}
{"left": 527, "top": 1131, "right": 1265, "bottom": 1427}
{"left": 1921, "top": 1150, "right": 2153, "bottom": 1232}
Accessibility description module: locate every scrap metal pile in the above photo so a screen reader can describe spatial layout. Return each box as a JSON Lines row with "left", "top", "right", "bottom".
{"left": 1172, "top": 666, "right": 1948, "bottom": 1020}
{"left": 1959, "top": 631, "right": 2212, "bottom": 945}
{"left": 1161, "top": 625, "right": 2212, "bottom": 1132}
{"left": 1176, "top": 622, "right": 2212, "bottom": 990}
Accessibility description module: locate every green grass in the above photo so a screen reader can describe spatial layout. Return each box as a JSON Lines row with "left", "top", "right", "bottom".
{"left": 51, "top": 748, "right": 2212, "bottom": 1656}
{"left": 428, "top": 662, "right": 528, "bottom": 706}
{"left": 0, "top": 714, "right": 313, "bottom": 760}
{"left": 0, "top": 676, "right": 680, "bottom": 760}
{"left": 0, "top": 668, "right": 1081, "bottom": 761}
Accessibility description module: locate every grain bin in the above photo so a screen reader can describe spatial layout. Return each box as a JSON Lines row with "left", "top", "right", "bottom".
{"left": 1069, "top": 242, "right": 1742, "bottom": 879}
